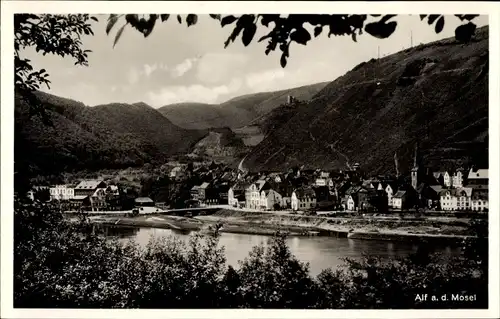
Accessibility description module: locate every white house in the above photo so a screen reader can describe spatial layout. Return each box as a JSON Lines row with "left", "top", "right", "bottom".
{"left": 347, "top": 195, "right": 356, "bottom": 211}
{"left": 392, "top": 191, "right": 407, "bottom": 210}
{"left": 315, "top": 178, "right": 327, "bottom": 187}
{"left": 228, "top": 183, "right": 247, "bottom": 208}
{"left": 291, "top": 188, "right": 317, "bottom": 211}
{"left": 260, "top": 189, "right": 283, "bottom": 210}
{"left": 440, "top": 189, "right": 458, "bottom": 211}
{"left": 385, "top": 184, "right": 395, "bottom": 208}
{"left": 456, "top": 187, "right": 472, "bottom": 210}
{"left": 49, "top": 185, "right": 74, "bottom": 201}
{"left": 467, "top": 168, "right": 488, "bottom": 186}
{"left": 245, "top": 180, "right": 269, "bottom": 209}
{"left": 440, "top": 187, "right": 473, "bottom": 211}
{"left": 452, "top": 169, "right": 464, "bottom": 188}
{"left": 443, "top": 171, "right": 452, "bottom": 188}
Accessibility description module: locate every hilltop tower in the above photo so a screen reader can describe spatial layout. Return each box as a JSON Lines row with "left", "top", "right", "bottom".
{"left": 411, "top": 143, "right": 419, "bottom": 190}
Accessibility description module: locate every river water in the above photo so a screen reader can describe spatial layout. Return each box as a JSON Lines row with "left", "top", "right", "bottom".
{"left": 104, "top": 226, "right": 460, "bottom": 276}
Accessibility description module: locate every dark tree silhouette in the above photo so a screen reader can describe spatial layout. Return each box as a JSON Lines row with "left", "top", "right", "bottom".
{"left": 107, "top": 14, "right": 479, "bottom": 68}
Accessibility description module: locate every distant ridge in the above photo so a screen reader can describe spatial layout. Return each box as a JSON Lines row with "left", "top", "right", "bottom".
{"left": 158, "top": 82, "right": 329, "bottom": 129}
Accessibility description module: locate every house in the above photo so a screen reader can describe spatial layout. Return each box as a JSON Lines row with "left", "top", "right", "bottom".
{"left": 456, "top": 187, "right": 473, "bottom": 211}
{"left": 346, "top": 194, "right": 357, "bottom": 211}
{"left": 452, "top": 168, "right": 465, "bottom": 188}
{"left": 90, "top": 188, "right": 107, "bottom": 211}
{"left": 169, "top": 166, "right": 185, "bottom": 180}
{"left": 49, "top": 185, "right": 75, "bottom": 201}
{"left": 191, "top": 185, "right": 200, "bottom": 200}
{"left": 71, "top": 180, "right": 107, "bottom": 210}
{"left": 260, "top": 189, "right": 283, "bottom": 210}
{"left": 440, "top": 189, "right": 457, "bottom": 211}
{"left": 433, "top": 172, "right": 446, "bottom": 186}
{"left": 228, "top": 182, "right": 249, "bottom": 208}
{"left": 245, "top": 180, "right": 270, "bottom": 209}
{"left": 439, "top": 187, "right": 473, "bottom": 211}
{"left": 471, "top": 188, "right": 488, "bottom": 212}
{"left": 467, "top": 168, "right": 488, "bottom": 187}
{"left": 291, "top": 187, "right": 317, "bottom": 211}
{"left": 416, "top": 184, "right": 441, "bottom": 209}
{"left": 135, "top": 197, "right": 155, "bottom": 207}
{"left": 392, "top": 191, "right": 408, "bottom": 210}
{"left": 443, "top": 171, "right": 452, "bottom": 188}
{"left": 74, "top": 180, "right": 107, "bottom": 197}
{"left": 198, "top": 182, "right": 210, "bottom": 202}
{"left": 384, "top": 183, "right": 398, "bottom": 208}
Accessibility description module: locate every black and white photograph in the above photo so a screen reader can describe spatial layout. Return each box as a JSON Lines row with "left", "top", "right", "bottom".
{"left": 1, "top": 1, "right": 499, "bottom": 318}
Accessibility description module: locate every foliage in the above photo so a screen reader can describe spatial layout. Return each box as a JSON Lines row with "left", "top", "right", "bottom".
{"left": 108, "top": 14, "right": 479, "bottom": 68}
{"left": 14, "top": 14, "right": 97, "bottom": 194}
{"left": 14, "top": 14, "right": 97, "bottom": 120}
{"left": 14, "top": 199, "right": 488, "bottom": 309}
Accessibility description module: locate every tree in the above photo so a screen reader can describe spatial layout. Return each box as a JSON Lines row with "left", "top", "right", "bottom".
{"left": 107, "top": 14, "right": 480, "bottom": 68}
{"left": 14, "top": 14, "right": 97, "bottom": 194}
{"left": 15, "top": 14, "right": 97, "bottom": 120}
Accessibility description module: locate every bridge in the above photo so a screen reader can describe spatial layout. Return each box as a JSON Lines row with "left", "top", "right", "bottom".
{"left": 160, "top": 205, "right": 228, "bottom": 215}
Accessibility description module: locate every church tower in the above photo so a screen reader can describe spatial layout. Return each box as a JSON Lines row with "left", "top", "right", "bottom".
{"left": 411, "top": 143, "right": 419, "bottom": 190}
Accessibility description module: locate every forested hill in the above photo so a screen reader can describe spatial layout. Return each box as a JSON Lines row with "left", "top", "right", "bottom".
{"left": 15, "top": 91, "right": 207, "bottom": 176}
{"left": 242, "top": 26, "right": 489, "bottom": 175}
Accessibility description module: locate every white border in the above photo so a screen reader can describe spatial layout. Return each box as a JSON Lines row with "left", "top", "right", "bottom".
{"left": 1, "top": 1, "right": 499, "bottom": 319}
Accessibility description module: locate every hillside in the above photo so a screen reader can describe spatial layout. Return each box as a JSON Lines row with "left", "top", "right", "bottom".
{"left": 15, "top": 91, "right": 207, "bottom": 177}
{"left": 242, "top": 26, "right": 489, "bottom": 175}
{"left": 189, "top": 127, "right": 250, "bottom": 162}
{"left": 158, "top": 82, "right": 328, "bottom": 129}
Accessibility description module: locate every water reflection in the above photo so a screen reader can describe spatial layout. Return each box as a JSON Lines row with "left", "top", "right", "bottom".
{"left": 101, "top": 225, "right": 461, "bottom": 276}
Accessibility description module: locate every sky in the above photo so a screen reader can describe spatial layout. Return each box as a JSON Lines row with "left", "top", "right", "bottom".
{"left": 22, "top": 14, "right": 488, "bottom": 108}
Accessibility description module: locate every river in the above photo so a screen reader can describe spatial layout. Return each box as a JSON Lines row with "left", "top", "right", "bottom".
{"left": 103, "top": 226, "right": 461, "bottom": 276}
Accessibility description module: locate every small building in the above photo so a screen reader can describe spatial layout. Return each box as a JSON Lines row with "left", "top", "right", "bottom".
{"left": 291, "top": 188, "right": 317, "bottom": 211}
{"left": 50, "top": 185, "right": 75, "bottom": 201}
{"left": 260, "top": 189, "right": 283, "bottom": 210}
{"left": 191, "top": 185, "right": 200, "bottom": 200}
{"left": 245, "top": 180, "right": 270, "bottom": 209}
{"left": 471, "top": 188, "right": 488, "bottom": 212}
{"left": 74, "top": 180, "right": 107, "bottom": 197}
{"left": 135, "top": 197, "right": 155, "bottom": 207}
{"left": 392, "top": 190, "right": 407, "bottom": 210}
{"left": 198, "top": 182, "right": 210, "bottom": 202}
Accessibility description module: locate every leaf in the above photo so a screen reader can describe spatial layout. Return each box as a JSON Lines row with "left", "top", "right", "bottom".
{"left": 314, "top": 26, "right": 322, "bottom": 37}
{"left": 280, "top": 54, "right": 287, "bottom": 68}
{"left": 177, "top": 15, "right": 182, "bottom": 24}
{"left": 160, "top": 14, "right": 170, "bottom": 22}
{"left": 364, "top": 21, "right": 397, "bottom": 39}
{"left": 427, "top": 15, "right": 440, "bottom": 25}
{"left": 435, "top": 16, "right": 445, "bottom": 34}
{"left": 258, "top": 33, "right": 272, "bottom": 42}
{"left": 242, "top": 23, "right": 257, "bottom": 46}
{"left": 186, "top": 14, "right": 198, "bottom": 27}
{"left": 209, "top": 14, "right": 221, "bottom": 21}
{"left": 351, "top": 32, "right": 357, "bottom": 42}
{"left": 91, "top": 17, "right": 98, "bottom": 22}
{"left": 113, "top": 23, "right": 127, "bottom": 48}
{"left": 290, "top": 27, "right": 311, "bottom": 45}
{"left": 106, "top": 14, "right": 120, "bottom": 34}
{"left": 221, "top": 15, "right": 237, "bottom": 27}
{"left": 419, "top": 15, "right": 427, "bottom": 21}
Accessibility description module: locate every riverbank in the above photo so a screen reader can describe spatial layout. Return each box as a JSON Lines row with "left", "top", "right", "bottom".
{"left": 83, "top": 208, "right": 485, "bottom": 245}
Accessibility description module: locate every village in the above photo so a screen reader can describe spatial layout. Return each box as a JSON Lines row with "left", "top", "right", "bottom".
{"left": 26, "top": 144, "right": 489, "bottom": 216}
